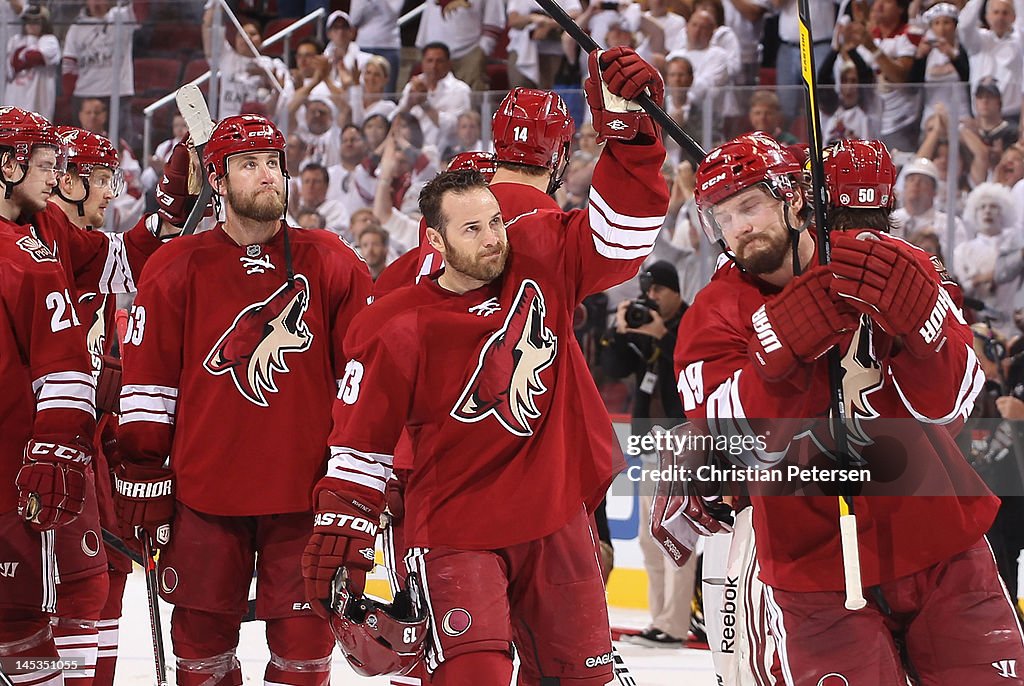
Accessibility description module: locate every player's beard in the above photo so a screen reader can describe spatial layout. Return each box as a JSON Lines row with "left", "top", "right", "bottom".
{"left": 443, "top": 234, "right": 509, "bottom": 282}
{"left": 227, "top": 183, "right": 286, "bottom": 222}
{"left": 733, "top": 224, "right": 791, "bottom": 275}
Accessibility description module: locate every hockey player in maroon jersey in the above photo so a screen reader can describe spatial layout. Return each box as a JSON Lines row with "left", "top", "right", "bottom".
{"left": 670, "top": 134, "right": 1024, "bottom": 684}
{"left": 0, "top": 108, "right": 98, "bottom": 686}
{"left": 302, "top": 47, "right": 668, "bottom": 684}
{"left": 113, "top": 114, "right": 373, "bottom": 686}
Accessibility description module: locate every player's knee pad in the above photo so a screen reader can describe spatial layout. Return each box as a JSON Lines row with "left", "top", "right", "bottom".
{"left": 431, "top": 650, "right": 513, "bottom": 686}
{"left": 170, "top": 608, "right": 242, "bottom": 660}
{"left": 0, "top": 622, "right": 52, "bottom": 654}
{"left": 55, "top": 572, "right": 109, "bottom": 620}
{"left": 265, "top": 616, "right": 333, "bottom": 661}
{"left": 176, "top": 651, "right": 242, "bottom": 686}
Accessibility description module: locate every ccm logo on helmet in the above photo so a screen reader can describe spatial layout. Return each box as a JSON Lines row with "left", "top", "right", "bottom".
{"left": 584, "top": 652, "right": 614, "bottom": 668}
{"left": 700, "top": 171, "right": 726, "bottom": 191}
{"left": 314, "top": 512, "right": 379, "bottom": 535}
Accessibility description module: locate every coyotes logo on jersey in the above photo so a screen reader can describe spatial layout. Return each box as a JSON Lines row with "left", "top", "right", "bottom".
{"left": 204, "top": 275, "right": 314, "bottom": 407}
{"left": 452, "top": 279, "right": 558, "bottom": 436}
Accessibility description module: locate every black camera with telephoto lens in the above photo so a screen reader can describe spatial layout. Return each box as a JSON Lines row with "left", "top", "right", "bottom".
{"left": 625, "top": 298, "right": 658, "bottom": 328}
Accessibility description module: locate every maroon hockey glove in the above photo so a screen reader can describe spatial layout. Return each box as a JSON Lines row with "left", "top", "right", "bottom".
{"left": 829, "top": 231, "right": 944, "bottom": 357}
{"left": 11, "top": 47, "right": 45, "bottom": 73}
{"left": 649, "top": 423, "right": 732, "bottom": 568}
{"left": 748, "top": 265, "right": 859, "bottom": 381}
{"left": 112, "top": 462, "right": 174, "bottom": 547}
{"left": 95, "top": 355, "right": 122, "bottom": 415}
{"left": 303, "top": 487, "right": 381, "bottom": 619}
{"left": 155, "top": 137, "right": 203, "bottom": 228}
{"left": 585, "top": 47, "right": 664, "bottom": 144}
{"left": 384, "top": 477, "right": 405, "bottom": 524}
{"left": 16, "top": 438, "right": 92, "bottom": 531}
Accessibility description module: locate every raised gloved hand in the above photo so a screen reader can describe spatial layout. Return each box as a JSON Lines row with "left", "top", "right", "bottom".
{"left": 11, "top": 46, "right": 45, "bottom": 73}
{"left": 155, "top": 137, "right": 202, "bottom": 229}
{"left": 584, "top": 47, "right": 664, "bottom": 144}
{"left": 303, "top": 485, "right": 381, "bottom": 619}
{"left": 828, "top": 230, "right": 944, "bottom": 357}
{"left": 16, "top": 438, "right": 92, "bottom": 531}
{"left": 748, "top": 265, "right": 860, "bottom": 381}
{"left": 112, "top": 461, "right": 174, "bottom": 546}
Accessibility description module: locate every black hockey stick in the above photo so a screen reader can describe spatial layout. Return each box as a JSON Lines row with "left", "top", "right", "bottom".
{"left": 532, "top": 0, "right": 706, "bottom": 164}
{"left": 141, "top": 533, "right": 170, "bottom": 686}
{"left": 796, "top": 0, "right": 866, "bottom": 611}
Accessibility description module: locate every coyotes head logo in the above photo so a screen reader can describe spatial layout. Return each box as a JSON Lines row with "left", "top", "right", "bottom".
{"left": 204, "top": 276, "right": 314, "bottom": 407}
{"left": 452, "top": 279, "right": 557, "bottom": 436}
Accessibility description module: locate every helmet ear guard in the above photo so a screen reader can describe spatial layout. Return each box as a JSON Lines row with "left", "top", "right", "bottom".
{"left": 329, "top": 569, "right": 429, "bottom": 677}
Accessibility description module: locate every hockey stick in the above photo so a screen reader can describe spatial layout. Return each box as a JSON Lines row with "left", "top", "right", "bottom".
{"left": 611, "top": 646, "right": 637, "bottom": 686}
{"left": 141, "top": 533, "right": 170, "bottom": 686}
{"left": 531, "top": 0, "right": 706, "bottom": 164}
{"left": 175, "top": 83, "right": 216, "bottom": 236}
{"left": 796, "top": 0, "right": 866, "bottom": 611}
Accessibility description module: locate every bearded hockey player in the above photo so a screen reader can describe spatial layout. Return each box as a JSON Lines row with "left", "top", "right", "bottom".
{"left": 671, "top": 133, "right": 1024, "bottom": 684}
{"left": 114, "top": 114, "right": 373, "bottom": 686}
{"left": 302, "top": 47, "right": 668, "bottom": 685}
{"left": 0, "top": 109, "right": 97, "bottom": 686}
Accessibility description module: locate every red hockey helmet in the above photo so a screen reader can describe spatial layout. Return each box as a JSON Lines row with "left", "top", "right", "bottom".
{"left": 446, "top": 151, "right": 497, "bottom": 181}
{"left": 0, "top": 106, "right": 64, "bottom": 169}
{"left": 822, "top": 139, "right": 896, "bottom": 210}
{"left": 329, "top": 571, "right": 428, "bottom": 677}
{"left": 56, "top": 126, "right": 124, "bottom": 196}
{"left": 492, "top": 88, "right": 574, "bottom": 171}
{"left": 202, "top": 114, "right": 286, "bottom": 178}
{"left": 694, "top": 131, "right": 803, "bottom": 244}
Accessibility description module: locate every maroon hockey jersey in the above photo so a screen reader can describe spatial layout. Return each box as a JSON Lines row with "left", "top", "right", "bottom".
{"left": 118, "top": 225, "right": 373, "bottom": 516}
{"left": 323, "top": 140, "right": 669, "bottom": 549}
{"left": 0, "top": 218, "right": 96, "bottom": 513}
{"left": 674, "top": 232, "right": 997, "bottom": 592}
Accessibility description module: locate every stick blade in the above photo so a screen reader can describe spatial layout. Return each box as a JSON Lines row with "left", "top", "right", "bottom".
{"left": 175, "top": 84, "right": 215, "bottom": 146}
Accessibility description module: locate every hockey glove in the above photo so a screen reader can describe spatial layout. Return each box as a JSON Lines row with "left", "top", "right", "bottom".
{"left": 829, "top": 230, "right": 944, "bottom": 357}
{"left": 303, "top": 486, "right": 381, "bottom": 619}
{"left": 11, "top": 47, "right": 45, "bottom": 73}
{"left": 748, "top": 265, "right": 859, "bottom": 381}
{"left": 155, "top": 136, "right": 204, "bottom": 228}
{"left": 649, "top": 423, "right": 732, "bottom": 568}
{"left": 112, "top": 462, "right": 174, "bottom": 547}
{"left": 584, "top": 47, "right": 664, "bottom": 144}
{"left": 16, "top": 438, "right": 92, "bottom": 531}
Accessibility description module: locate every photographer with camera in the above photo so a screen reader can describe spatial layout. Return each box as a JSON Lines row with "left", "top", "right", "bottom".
{"left": 600, "top": 261, "right": 694, "bottom": 647}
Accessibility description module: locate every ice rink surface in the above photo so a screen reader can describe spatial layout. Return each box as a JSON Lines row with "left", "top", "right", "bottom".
{"left": 113, "top": 570, "right": 718, "bottom": 685}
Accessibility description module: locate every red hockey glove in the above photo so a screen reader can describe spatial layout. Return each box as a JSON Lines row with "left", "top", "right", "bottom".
{"left": 155, "top": 137, "right": 204, "bottom": 228}
{"left": 829, "top": 231, "right": 944, "bottom": 357}
{"left": 584, "top": 47, "right": 664, "bottom": 144}
{"left": 16, "top": 438, "right": 92, "bottom": 531}
{"left": 112, "top": 462, "right": 174, "bottom": 547}
{"left": 648, "top": 423, "right": 732, "bottom": 568}
{"left": 748, "top": 265, "right": 859, "bottom": 381}
{"left": 95, "top": 355, "right": 121, "bottom": 415}
{"left": 303, "top": 486, "right": 381, "bottom": 619}
{"left": 11, "top": 47, "right": 45, "bottom": 73}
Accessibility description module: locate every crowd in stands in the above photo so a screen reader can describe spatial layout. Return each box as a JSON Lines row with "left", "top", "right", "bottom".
{"left": 7, "top": 0, "right": 1024, "bottom": 405}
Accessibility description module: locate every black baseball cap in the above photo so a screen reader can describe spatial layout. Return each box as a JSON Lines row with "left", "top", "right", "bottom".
{"left": 640, "top": 261, "right": 680, "bottom": 293}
